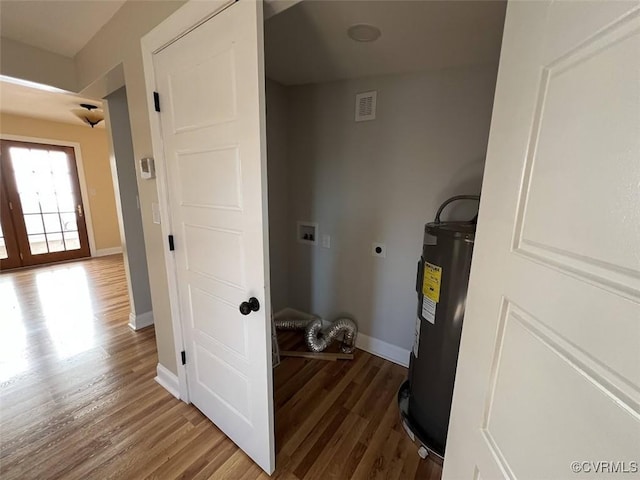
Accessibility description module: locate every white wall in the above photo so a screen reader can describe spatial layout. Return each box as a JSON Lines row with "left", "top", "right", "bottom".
{"left": 268, "top": 65, "right": 498, "bottom": 352}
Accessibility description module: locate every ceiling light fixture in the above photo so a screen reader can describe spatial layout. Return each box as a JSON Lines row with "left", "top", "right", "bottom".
{"left": 74, "top": 103, "right": 104, "bottom": 128}
{"left": 347, "top": 24, "right": 382, "bottom": 42}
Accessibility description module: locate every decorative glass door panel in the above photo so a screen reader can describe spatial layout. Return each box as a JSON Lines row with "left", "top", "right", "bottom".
{"left": 0, "top": 140, "right": 90, "bottom": 269}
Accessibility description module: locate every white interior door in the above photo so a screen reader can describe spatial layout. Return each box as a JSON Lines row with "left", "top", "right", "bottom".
{"left": 153, "top": 0, "right": 274, "bottom": 473}
{"left": 445, "top": 2, "right": 639, "bottom": 479}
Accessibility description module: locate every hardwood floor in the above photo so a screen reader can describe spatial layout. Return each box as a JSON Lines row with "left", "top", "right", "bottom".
{"left": 0, "top": 255, "right": 442, "bottom": 479}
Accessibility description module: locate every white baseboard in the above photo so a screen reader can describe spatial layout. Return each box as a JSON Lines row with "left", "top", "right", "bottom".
{"left": 356, "top": 333, "right": 410, "bottom": 367}
{"left": 94, "top": 246, "right": 123, "bottom": 257}
{"left": 155, "top": 363, "right": 180, "bottom": 399}
{"left": 128, "top": 311, "right": 154, "bottom": 330}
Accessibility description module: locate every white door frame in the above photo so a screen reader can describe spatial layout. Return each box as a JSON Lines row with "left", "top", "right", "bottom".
{"left": 141, "top": 0, "right": 235, "bottom": 401}
{"left": 0, "top": 133, "right": 98, "bottom": 257}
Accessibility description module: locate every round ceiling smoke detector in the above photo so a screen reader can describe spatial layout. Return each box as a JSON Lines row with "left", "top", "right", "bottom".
{"left": 347, "top": 24, "right": 382, "bottom": 42}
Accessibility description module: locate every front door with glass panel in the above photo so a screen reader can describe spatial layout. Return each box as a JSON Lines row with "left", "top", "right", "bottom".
{"left": 0, "top": 140, "right": 91, "bottom": 269}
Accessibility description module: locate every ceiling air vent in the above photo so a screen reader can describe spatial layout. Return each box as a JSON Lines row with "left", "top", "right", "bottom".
{"left": 355, "top": 90, "right": 377, "bottom": 122}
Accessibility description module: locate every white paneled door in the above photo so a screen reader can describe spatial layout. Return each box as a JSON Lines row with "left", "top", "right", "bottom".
{"left": 444, "top": 2, "right": 640, "bottom": 479}
{"left": 152, "top": 0, "right": 274, "bottom": 474}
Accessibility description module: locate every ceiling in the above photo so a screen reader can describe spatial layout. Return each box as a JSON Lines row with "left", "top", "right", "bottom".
{"left": 0, "top": 0, "right": 126, "bottom": 57}
{"left": 0, "top": 79, "right": 104, "bottom": 128}
{"left": 265, "top": 0, "right": 507, "bottom": 85}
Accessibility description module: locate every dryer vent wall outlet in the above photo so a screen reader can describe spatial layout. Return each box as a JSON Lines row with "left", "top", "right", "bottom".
{"left": 372, "top": 242, "right": 386, "bottom": 258}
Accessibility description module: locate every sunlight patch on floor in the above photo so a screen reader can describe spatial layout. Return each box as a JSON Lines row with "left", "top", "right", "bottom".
{"left": 35, "top": 265, "right": 96, "bottom": 359}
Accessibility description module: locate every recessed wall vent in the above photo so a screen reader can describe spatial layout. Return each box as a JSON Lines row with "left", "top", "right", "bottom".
{"left": 355, "top": 91, "right": 377, "bottom": 122}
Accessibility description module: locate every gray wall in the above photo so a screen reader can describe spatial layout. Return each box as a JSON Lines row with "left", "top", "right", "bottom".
{"left": 105, "top": 86, "right": 153, "bottom": 319}
{"left": 266, "top": 80, "right": 291, "bottom": 312}
{"left": 267, "top": 65, "right": 498, "bottom": 351}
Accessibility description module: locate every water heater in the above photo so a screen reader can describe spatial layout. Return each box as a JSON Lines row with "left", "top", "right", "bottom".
{"left": 398, "top": 195, "right": 479, "bottom": 461}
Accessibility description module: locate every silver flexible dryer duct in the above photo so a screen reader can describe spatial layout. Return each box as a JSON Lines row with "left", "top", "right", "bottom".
{"left": 274, "top": 316, "right": 357, "bottom": 354}
{"left": 305, "top": 318, "right": 357, "bottom": 354}
{"left": 273, "top": 317, "right": 313, "bottom": 331}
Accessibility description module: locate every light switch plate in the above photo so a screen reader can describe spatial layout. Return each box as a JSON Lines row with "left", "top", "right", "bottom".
{"left": 152, "top": 202, "right": 161, "bottom": 224}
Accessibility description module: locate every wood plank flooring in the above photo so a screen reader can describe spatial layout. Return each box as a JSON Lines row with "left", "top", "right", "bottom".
{"left": 0, "top": 255, "right": 442, "bottom": 479}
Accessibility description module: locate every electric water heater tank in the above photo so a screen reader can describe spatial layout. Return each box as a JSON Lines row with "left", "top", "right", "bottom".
{"left": 398, "top": 195, "right": 480, "bottom": 461}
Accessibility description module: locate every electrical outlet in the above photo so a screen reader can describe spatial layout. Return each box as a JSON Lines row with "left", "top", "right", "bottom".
{"left": 372, "top": 242, "right": 386, "bottom": 258}
{"left": 322, "top": 234, "right": 331, "bottom": 248}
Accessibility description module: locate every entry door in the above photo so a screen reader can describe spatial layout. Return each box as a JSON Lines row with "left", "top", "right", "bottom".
{"left": 153, "top": 0, "right": 274, "bottom": 473}
{"left": 0, "top": 140, "right": 91, "bottom": 269}
{"left": 444, "top": 2, "right": 640, "bottom": 479}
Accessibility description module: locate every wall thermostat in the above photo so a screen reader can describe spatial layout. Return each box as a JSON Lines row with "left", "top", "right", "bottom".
{"left": 140, "top": 157, "right": 155, "bottom": 179}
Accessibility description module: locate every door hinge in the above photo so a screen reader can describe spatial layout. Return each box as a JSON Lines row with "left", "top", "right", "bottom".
{"left": 19, "top": 252, "right": 24, "bottom": 260}
{"left": 181, "top": 350, "right": 186, "bottom": 365}
{"left": 153, "top": 91, "right": 161, "bottom": 112}
{"left": 168, "top": 235, "right": 175, "bottom": 251}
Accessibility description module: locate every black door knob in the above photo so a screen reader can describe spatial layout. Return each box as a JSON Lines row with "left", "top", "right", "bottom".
{"left": 239, "top": 297, "right": 260, "bottom": 315}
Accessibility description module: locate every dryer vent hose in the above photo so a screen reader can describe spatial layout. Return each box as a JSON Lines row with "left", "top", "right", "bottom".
{"left": 274, "top": 316, "right": 357, "bottom": 354}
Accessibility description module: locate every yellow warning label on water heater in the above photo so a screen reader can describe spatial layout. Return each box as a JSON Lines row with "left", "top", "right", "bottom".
{"left": 422, "top": 262, "right": 442, "bottom": 303}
